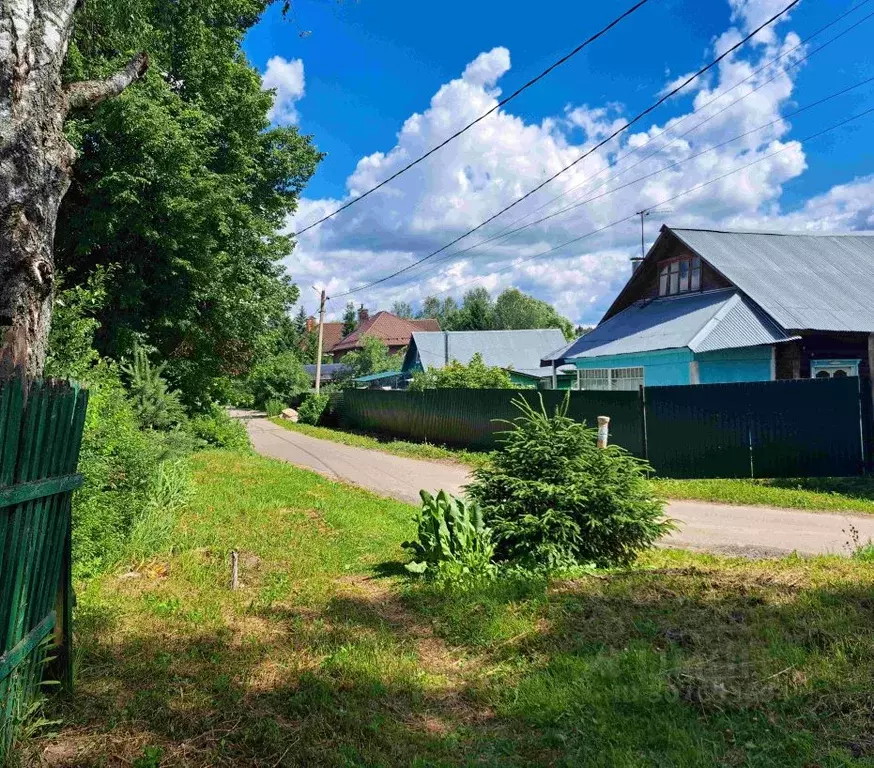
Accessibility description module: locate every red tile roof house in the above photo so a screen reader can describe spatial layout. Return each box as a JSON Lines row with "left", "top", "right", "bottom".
{"left": 328, "top": 309, "right": 440, "bottom": 362}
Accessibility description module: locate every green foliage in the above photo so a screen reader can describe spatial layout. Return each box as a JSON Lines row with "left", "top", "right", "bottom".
{"left": 189, "top": 406, "right": 251, "bottom": 451}
{"left": 297, "top": 393, "right": 329, "bottom": 425}
{"left": 416, "top": 287, "right": 575, "bottom": 339}
{"left": 340, "top": 335, "right": 404, "bottom": 381}
{"left": 493, "top": 288, "right": 575, "bottom": 340}
{"left": 341, "top": 302, "right": 358, "bottom": 337}
{"left": 408, "top": 353, "right": 515, "bottom": 391}
{"left": 248, "top": 352, "right": 310, "bottom": 408}
{"left": 44, "top": 269, "right": 110, "bottom": 381}
{"left": 121, "top": 347, "right": 187, "bottom": 430}
{"left": 58, "top": 0, "right": 323, "bottom": 405}
{"left": 391, "top": 301, "right": 414, "bottom": 319}
{"left": 126, "top": 460, "right": 193, "bottom": 561}
{"left": 72, "top": 367, "right": 190, "bottom": 578}
{"left": 402, "top": 490, "right": 496, "bottom": 585}
{"left": 264, "top": 399, "right": 286, "bottom": 418}
{"left": 467, "top": 394, "right": 671, "bottom": 569}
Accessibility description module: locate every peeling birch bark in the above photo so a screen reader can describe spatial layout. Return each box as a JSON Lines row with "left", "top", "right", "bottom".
{"left": 0, "top": 0, "right": 148, "bottom": 376}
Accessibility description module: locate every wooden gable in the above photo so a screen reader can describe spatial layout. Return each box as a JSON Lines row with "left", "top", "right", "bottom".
{"left": 603, "top": 227, "right": 733, "bottom": 321}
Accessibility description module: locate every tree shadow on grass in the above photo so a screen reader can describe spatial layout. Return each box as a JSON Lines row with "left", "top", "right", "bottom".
{"left": 31, "top": 562, "right": 874, "bottom": 767}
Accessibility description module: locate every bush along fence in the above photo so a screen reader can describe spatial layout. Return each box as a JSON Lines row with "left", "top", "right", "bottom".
{"left": 0, "top": 378, "right": 88, "bottom": 757}
{"left": 329, "top": 376, "right": 869, "bottom": 479}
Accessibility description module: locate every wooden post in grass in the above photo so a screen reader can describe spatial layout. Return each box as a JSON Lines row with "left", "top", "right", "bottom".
{"left": 597, "top": 416, "right": 610, "bottom": 449}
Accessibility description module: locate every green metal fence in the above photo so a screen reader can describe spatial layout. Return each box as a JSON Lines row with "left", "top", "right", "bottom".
{"left": 645, "top": 377, "right": 865, "bottom": 478}
{"left": 331, "top": 388, "right": 644, "bottom": 454}
{"left": 331, "top": 377, "right": 867, "bottom": 478}
{"left": 0, "top": 378, "right": 88, "bottom": 755}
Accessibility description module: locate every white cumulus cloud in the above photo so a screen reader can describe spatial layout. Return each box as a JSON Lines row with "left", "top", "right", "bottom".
{"left": 263, "top": 56, "right": 305, "bottom": 124}
{"left": 285, "top": 2, "right": 863, "bottom": 324}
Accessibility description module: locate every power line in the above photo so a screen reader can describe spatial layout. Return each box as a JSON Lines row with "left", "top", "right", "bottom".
{"left": 423, "top": 104, "right": 874, "bottom": 298}
{"left": 420, "top": 0, "right": 874, "bottom": 273}
{"left": 291, "top": 0, "right": 656, "bottom": 237}
{"left": 429, "top": 74, "right": 874, "bottom": 263}
{"left": 333, "top": 0, "right": 801, "bottom": 298}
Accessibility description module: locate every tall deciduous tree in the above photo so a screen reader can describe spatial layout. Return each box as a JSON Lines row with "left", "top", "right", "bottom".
{"left": 57, "top": 0, "right": 322, "bottom": 404}
{"left": 0, "top": 0, "right": 149, "bottom": 376}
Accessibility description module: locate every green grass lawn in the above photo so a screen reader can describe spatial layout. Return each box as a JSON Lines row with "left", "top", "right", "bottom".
{"left": 271, "top": 417, "right": 493, "bottom": 469}
{"left": 275, "top": 420, "right": 874, "bottom": 514}
{"left": 651, "top": 476, "right": 874, "bottom": 514}
{"left": 29, "top": 449, "right": 874, "bottom": 766}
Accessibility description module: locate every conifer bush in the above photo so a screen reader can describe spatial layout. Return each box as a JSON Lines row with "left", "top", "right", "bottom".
{"left": 467, "top": 394, "right": 671, "bottom": 569}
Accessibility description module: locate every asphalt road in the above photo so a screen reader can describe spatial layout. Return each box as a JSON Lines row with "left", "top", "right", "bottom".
{"left": 243, "top": 414, "right": 874, "bottom": 558}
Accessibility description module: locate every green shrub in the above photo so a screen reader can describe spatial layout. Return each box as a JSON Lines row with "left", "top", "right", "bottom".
{"left": 248, "top": 352, "right": 310, "bottom": 408}
{"left": 72, "top": 366, "right": 188, "bottom": 578}
{"left": 189, "top": 406, "right": 250, "bottom": 450}
{"left": 408, "top": 353, "right": 515, "bottom": 391}
{"left": 297, "top": 393, "right": 328, "bottom": 425}
{"left": 467, "top": 394, "right": 671, "bottom": 570}
{"left": 402, "top": 490, "right": 496, "bottom": 585}
{"left": 126, "top": 460, "right": 193, "bottom": 561}
{"left": 122, "top": 346, "right": 187, "bottom": 430}
{"left": 264, "top": 399, "right": 285, "bottom": 418}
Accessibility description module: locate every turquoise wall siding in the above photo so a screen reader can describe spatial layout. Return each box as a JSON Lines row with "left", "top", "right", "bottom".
{"left": 696, "top": 346, "right": 772, "bottom": 384}
{"left": 574, "top": 349, "right": 693, "bottom": 386}
{"left": 573, "top": 345, "right": 774, "bottom": 386}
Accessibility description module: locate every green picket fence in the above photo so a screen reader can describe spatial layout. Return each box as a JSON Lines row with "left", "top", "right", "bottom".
{"left": 0, "top": 378, "right": 88, "bottom": 756}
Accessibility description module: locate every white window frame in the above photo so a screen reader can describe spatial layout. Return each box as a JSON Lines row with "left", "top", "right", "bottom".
{"left": 576, "top": 367, "right": 644, "bottom": 391}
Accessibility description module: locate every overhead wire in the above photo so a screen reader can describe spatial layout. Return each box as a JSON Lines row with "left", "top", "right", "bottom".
{"left": 291, "top": 0, "right": 656, "bottom": 236}
{"left": 422, "top": 104, "right": 874, "bottom": 298}
{"left": 404, "top": 0, "right": 874, "bottom": 279}
{"left": 331, "top": 0, "right": 801, "bottom": 298}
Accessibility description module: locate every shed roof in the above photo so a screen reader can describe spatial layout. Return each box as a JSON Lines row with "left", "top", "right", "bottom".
{"left": 668, "top": 227, "right": 874, "bottom": 333}
{"left": 563, "top": 289, "right": 796, "bottom": 360}
{"left": 406, "top": 329, "right": 567, "bottom": 372}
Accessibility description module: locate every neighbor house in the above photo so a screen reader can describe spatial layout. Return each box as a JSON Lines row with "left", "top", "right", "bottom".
{"left": 544, "top": 226, "right": 874, "bottom": 390}
{"left": 328, "top": 309, "right": 440, "bottom": 362}
{"left": 403, "top": 329, "right": 569, "bottom": 386}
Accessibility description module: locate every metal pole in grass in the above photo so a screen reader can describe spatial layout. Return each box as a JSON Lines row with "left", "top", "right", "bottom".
{"left": 597, "top": 416, "right": 610, "bottom": 449}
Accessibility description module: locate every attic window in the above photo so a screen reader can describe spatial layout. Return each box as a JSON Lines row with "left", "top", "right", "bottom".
{"left": 658, "top": 255, "right": 701, "bottom": 296}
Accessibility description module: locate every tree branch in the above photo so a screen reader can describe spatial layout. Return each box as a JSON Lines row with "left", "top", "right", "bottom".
{"left": 64, "top": 51, "right": 149, "bottom": 111}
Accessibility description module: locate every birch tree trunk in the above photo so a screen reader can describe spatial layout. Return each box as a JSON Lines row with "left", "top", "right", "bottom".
{"left": 0, "top": 0, "right": 148, "bottom": 377}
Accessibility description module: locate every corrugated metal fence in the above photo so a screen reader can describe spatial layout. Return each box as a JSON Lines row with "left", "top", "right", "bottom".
{"left": 330, "top": 377, "right": 867, "bottom": 478}
{"left": 0, "top": 379, "right": 88, "bottom": 757}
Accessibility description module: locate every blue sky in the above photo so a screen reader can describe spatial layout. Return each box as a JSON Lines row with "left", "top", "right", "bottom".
{"left": 244, "top": 0, "right": 874, "bottom": 322}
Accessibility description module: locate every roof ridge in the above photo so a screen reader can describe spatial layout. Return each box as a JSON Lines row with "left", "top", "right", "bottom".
{"left": 670, "top": 226, "right": 874, "bottom": 238}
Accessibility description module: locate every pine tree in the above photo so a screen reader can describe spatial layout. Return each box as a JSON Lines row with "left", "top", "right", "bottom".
{"left": 342, "top": 302, "right": 358, "bottom": 337}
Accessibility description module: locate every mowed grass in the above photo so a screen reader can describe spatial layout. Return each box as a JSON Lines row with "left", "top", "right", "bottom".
{"left": 270, "top": 417, "right": 492, "bottom": 469}
{"left": 29, "top": 450, "right": 874, "bottom": 766}
{"left": 275, "top": 420, "right": 874, "bottom": 514}
{"left": 652, "top": 476, "right": 874, "bottom": 514}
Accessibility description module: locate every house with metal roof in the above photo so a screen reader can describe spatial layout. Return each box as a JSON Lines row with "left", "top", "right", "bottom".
{"left": 328, "top": 309, "right": 440, "bottom": 362}
{"left": 403, "top": 329, "right": 569, "bottom": 386}
{"left": 545, "top": 225, "right": 874, "bottom": 390}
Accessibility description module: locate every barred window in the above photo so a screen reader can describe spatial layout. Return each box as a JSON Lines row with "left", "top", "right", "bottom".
{"left": 577, "top": 367, "right": 644, "bottom": 391}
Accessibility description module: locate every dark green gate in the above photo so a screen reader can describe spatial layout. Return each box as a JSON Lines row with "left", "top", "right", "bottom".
{"left": 644, "top": 377, "right": 865, "bottom": 478}
{"left": 0, "top": 378, "right": 88, "bottom": 755}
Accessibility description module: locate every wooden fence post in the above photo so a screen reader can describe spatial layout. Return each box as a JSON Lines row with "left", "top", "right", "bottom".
{"left": 597, "top": 416, "right": 610, "bottom": 449}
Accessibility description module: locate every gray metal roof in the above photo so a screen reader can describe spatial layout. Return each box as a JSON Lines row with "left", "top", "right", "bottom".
{"left": 671, "top": 227, "right": 874, "bottom": 333}
{"left": 564, "top": 289, "right": 796, "bottom": 360}
{"left": 406, "top": 329, "right": 567, "bottom": 372}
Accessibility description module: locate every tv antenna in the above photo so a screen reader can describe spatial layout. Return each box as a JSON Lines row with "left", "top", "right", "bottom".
{"left": 634, "top": 207, "right": 673, "bottom": 260}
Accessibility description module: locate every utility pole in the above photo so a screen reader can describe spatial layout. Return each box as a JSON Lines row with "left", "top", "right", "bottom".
{"left": 314, "top": 287, "right": 327, "bottom": 395}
